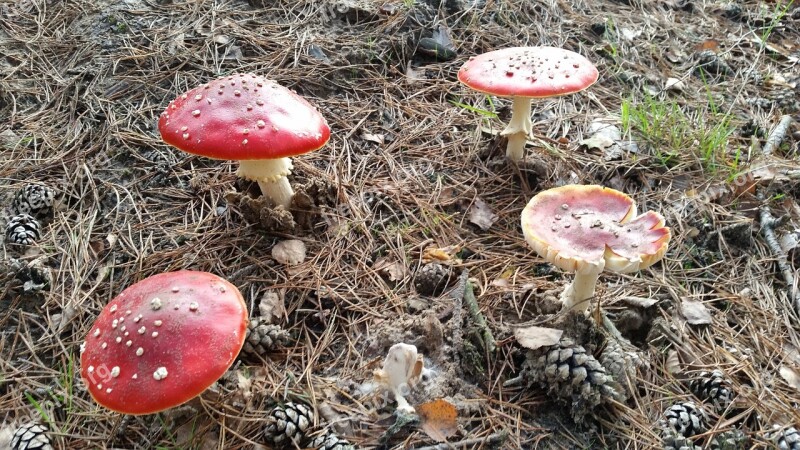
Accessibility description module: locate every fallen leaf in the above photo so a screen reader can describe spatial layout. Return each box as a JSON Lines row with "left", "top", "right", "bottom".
{"left": 416, "top": 399, "right": 458, "bottom": 443}
{"left": 579, "top": 134, "right": 615, "bottom": 150}
{"left": 258, "top": 290, "right": 286, "bottom": 324}
{"left": 680, "top": 298, "right": 712, "bottom": 325}
{"left": 374, "top": 257, "right": 407, "bottom": 282}
{"left": 665, "top": 350, "right": 682, "bottom": 374}
{"left": 271, "top": 239, "right": 306, "bottom": 265}
{"left": 468, "top": 197, "right": 498, "bottom": 231}
{"left": 422, "top": 246, "right": 456, "bottom": 263}
{"left": 665, "top": 77, "right": 685, "bottom": 92}
{"left": 513, "top": 326, "right": 563, "bottom": 350}
{"left": 779, "top": 366, "right": 800, "bottom": 391}
{"left": 361, "top": 132, "right": 385, "bottom": 145}
{"left": 583, "top": 119, "right": 624, "bottom": 160}
{"left": 694, "top": 39, "right": 720, "bottom": 52}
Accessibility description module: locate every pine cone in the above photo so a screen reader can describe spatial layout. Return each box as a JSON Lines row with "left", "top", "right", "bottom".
{"left": 11, "top": 423, "right": 53, "bottom": 450}
{"left": 242, "top": 318, "right": 289, "bottom": 358}
{"left": 687, "top": 370, "right": 735, "bottom": 413}
{"left": 414, "top": 263, "right": 451, "bottom": 296}
{"left": 659, "top": 401, "right": 708, "bottom": 439}
{"left": 767, "top": 425, "right": 800, "bottom": 450}
{"left": 264, "top": 402, "right": 314, "bottom": 447}
{"left": 311, "top": 431, "right": 356, "bottom": 450}
{"left": 599, "top": 336, "right": 637, "bottom": 399}
{"left": 523, "top": 337, "right": 621, "bottom": 423}
{"left": 661, "top": 427, "right": 701, "bottom": 450}
{"left": 707, "top": 429, "right": 748, "bottom": 450}
{"left": 5, "top": 214, "right": 41, "bottom": 245}
{"left": 12, "top": 184, "right": 56, "bottom": 219}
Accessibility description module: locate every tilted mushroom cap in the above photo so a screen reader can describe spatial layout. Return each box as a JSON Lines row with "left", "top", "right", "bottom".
{"left": 458, "top": 46, "right": 599, "bottom": 99}
{"left": 80, "top": 271, "right": 247, "bottom": 415}
{"left": 158, "top": 73, "right": 330, "bottom": 161}
{"left": 521, "top": 185, "right": 670, "bottom": 273}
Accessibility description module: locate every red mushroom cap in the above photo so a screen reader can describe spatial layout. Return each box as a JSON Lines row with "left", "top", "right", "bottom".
{"left": 158, "top": 73, "right": 330, "bottom": 160}
{"left": 521, "top": 185, "right": 670, "bottom": 273}
{"left": 458, "top": 47, "right": 599, "bottom": 98}
{"left": 80, "top": 270, "right": 247, "bottom": 415}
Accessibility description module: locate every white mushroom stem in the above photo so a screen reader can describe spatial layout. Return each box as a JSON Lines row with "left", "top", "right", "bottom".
{"left": 560, "top": 262, "right": 604, "bottom": 313}
{"left": 500, "top": 96, "right": 533, "bottom": 162}
{"left": 237, "top": 158, "right": 294, "bottom": 208}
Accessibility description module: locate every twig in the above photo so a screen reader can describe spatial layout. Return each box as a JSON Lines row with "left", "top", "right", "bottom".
{"left": 448, "top": 269, "right": 469, "bottom": 373}
{"left": 463, "top": 280, "right": 497, "bottom": 353}
{"left": 758, "top": 206, "right": 800, "bottom": 318}
{"left": 762, "top": 115, "right": 794, "bottom": 157}
{"left": 411, "top": 431, "right": 509, "bottom": 450}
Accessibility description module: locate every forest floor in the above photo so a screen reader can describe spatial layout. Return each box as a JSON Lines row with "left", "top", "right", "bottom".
{"left": 1, "top": 0, "right": 800, "bottom": 449}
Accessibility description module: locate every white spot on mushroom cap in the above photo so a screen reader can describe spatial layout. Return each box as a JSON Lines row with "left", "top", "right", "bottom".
{"left": 153, "top": 367, "right": 168, "bottom": 380}
{"left": 93, "top": 329, "right": 101, "bottom": 337}
{"left": 115, "top": 337, "right": 122, "bottom": 343}
{"left": 88, "top": 366, "right": 95, "bottom": 373}
{"left": 154, "top": 320, "right": 162, "bottom": 327}
{"left": 189, "top": 302, "right": 199, "bottom": 312}
{"left": 136, "top": 347, "right": 144, "bottom": 356}
{"left": 151, "top": 331, "right": 159, "bottom": 338}
{"left": 111, "top": 366, "right": 120, "bottom": 378}
{"left": 151, "top": 298, "right": 163, "bottom": 310}
{"left": 171, "top": 287, "right": 180, "bottom": 293}
{"left": 106, "top": 388, "right": 113, "bottom": 394}
{"left": 126, "top": 340, "right": 132, "bottom": 347}
{"left": 101, "top": 342, "right": 108, "bottom": 349}
{"left": 110, "top": 305, "right": 118, "bottom": 313}
{"left": 132, "top": 373, "right": 138, "bottom": 379}
{"left": 138, "top": 326, "right": 146, "bottom": 334}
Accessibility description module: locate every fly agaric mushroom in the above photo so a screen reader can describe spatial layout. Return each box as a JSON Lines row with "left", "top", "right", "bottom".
{"left": 158, "top": 73, "right": 330, "bottom": 208}
{"left": 458, "top": 47, "right": 598, "bottom": 162}
{"left": 79, "top": 270, "right": 247, "bottom": 415}
{"left": 521, "top": 185, "right": 670, "bottom": 312}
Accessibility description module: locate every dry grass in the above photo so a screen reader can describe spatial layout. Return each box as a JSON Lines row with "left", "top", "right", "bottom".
{"left": 1, "top": 0, "right": 800, "bottom": 448}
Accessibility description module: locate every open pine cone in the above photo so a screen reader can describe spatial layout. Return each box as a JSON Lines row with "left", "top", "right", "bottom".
{"left": 264, "top": 402, "right": 314, "bottom": 447}
{"left": 11, "top": 423, "right": 53, "bottom": 450}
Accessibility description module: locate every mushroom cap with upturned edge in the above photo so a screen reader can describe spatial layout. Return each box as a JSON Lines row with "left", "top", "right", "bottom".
{"left": 521, "top": 185, "right": 670, "bottom": 273}
{"left": 158, "top": 73, "right": 330, "bottom": 161}
{"left": 80, "top": 271, "right": 247, "bottom": 415}
{"left": 457, "top": 46, "right": 599, "bottom": 98}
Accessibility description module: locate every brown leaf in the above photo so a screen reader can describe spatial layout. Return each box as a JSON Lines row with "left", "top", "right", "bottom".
{"left": 258, "top": 290, "right": 286, "bottom": 324}
{"left": 680, "top": 298, "right": 712, "bottom": 325}
{"left": 361, "top": 132, "right": 385, "bottom": 145}
{"left": 374, "top": 257, "right": 408, "bottom": 282}
{"left": 468, "top": 197, "right": 498, "bottom": 231}
{"left": 422, "top": 246, "right": 456, "bottom": 263}
{"left": 513, "top": 326, "right": 563, "bottom": 350}
{"left": 779, "top": 366, "right": 800, "bottom": 392}
{"left": 665, "top": 350, "right": 682, "bottom": 375}
{"left": 417, "top": 399, "right": 458, "bottom": 443}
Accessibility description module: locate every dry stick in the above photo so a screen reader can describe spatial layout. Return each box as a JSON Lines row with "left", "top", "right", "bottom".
{"left": 411, "top": 431, "right": 509, "bottom": 450}
{"left": 449, "top": 269, "right": 469, "bottom": 374}
{"left": 759, "top": 207, "right": 800, "bottom": 318}
{"left": 464, "top": 280, "right": 497, "bottom": 353}
{"left": 756, "top": 114, "right": 800, "bottom": 319}
{"left": 761, "top": 115, "right": 794, "bottom": 157}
